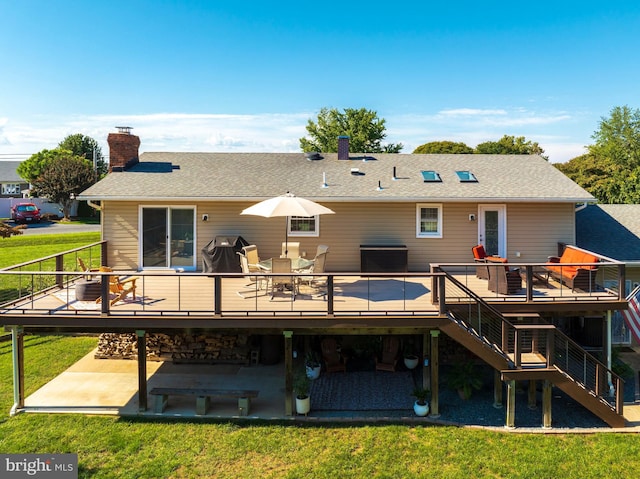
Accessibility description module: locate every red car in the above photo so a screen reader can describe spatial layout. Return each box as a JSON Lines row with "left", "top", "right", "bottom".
{"left": 11, "top": 203, "right": 41, "bottom": 223}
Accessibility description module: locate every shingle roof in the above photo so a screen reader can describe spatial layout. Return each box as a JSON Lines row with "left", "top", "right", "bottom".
{"left": 79, "top": 152, "right": 594, "bottom": 203}
{"left": 0, "top": 161, "right": 24, "bottom": 182}
{"left": 577, "top": 204, "right": 640, "bottom": 261}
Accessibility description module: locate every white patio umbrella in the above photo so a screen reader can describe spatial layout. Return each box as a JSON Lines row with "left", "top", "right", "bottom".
{"left": 240, "top": 193, "right": 335, "bottom": 257}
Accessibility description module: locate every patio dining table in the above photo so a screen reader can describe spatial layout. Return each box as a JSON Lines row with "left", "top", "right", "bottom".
{"left": 257, "top": 257, "right": 315, "bottom": 272}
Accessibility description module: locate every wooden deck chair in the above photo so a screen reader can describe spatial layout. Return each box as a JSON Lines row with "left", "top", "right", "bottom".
{"left": 95, "top": 266, "right": 139, "bottom": 306}
{"left": 375, "top": 336, "right": 400, "bottom": 372}
{"left": 77, "top": 257, "right": 100, "bottom": 280}
{"left": 321, "top": 337, "right": 347, "bottom": 373}
{"left": 270, "top": 257, "right": 296, "bottom": 300}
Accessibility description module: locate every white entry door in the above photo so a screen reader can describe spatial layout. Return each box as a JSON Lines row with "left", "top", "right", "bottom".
{"left": 478, "top": 204, "right": 507, "bottom": 257}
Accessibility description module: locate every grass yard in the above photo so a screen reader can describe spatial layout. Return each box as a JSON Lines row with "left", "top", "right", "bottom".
{"left": 0, "top": 232, "right": 100, "bottom": 268}
{"left": 2, "top": 233, "right": 640, "bottom": 477}
{"left": 1, "top": 340, "right": 640, "bottom": 478}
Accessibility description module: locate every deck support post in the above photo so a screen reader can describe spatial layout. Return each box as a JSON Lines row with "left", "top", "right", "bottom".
{"left": 542, "top": 380, "right": 552, "bottom": 428}
{"left": 423, "top": 333, "right": 430, "bottom": 390}
{"left": 10, "top": 326, "right": 25, "bottom": 416}
{"left": 605, "top": 311, "right": 614, "bottom": 394}
{"left": 505, "top": 380, "right": 516, "bottom": 429}
{"left": 429, "top": 330, "right": 440, "bottom": 418}
{"left": 493, "top": 370, "right": 502, "bottom": 408}
{"left": 284, "top": 331, "right": 293, "bottom": 416}
{"left": 136, "top": 330, "right": 147, "bottom": 412}
{"left": 528, "top": 380, "right": 537, "bottom": 410}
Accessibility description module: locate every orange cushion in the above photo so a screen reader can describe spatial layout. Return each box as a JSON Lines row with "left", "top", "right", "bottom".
{"left": 472, "top": 245, "right": 486, "bottom": 259}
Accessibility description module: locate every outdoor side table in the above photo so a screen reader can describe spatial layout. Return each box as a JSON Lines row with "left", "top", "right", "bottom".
{"left": 76, "top": 279, "right": 102, "bottom": 301}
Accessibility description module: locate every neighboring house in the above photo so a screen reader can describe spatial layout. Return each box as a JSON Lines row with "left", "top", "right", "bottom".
{"left": 0, "top": 161, "right": 28, "bottom": 198}
{"left": 577, "top": 204, "right": 640, "bottom": 344}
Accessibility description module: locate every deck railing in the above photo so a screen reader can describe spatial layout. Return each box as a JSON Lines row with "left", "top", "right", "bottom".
{"left": 0, "top": 241, "right": 106, "bottom": 305}
{"left": 441, "top": 271, "right": 624, "bottom": 416}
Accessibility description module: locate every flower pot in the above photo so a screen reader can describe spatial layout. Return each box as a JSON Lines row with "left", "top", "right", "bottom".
{"left": 296, "top": 396, "right": 311, "bottom": 415}
{"left": 306, "top": 365, "right": 321, "bottom": 380}
{"left": 413, "top": 400, "right": 429, "bottom": 417}
{"left": 404, "top": 355, "right": 419, "bottom": 370}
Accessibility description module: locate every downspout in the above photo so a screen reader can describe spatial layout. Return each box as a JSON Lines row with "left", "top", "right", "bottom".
{"left": 87, "top": 200, "right": 102, "bottom": 211}
{"left": 575, "top": 202, "right": 588, "bottom": 213}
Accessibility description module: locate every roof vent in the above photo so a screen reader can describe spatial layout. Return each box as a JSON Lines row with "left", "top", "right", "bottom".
{"left": 306, "top": 152, "right": 323, "bottom": 161}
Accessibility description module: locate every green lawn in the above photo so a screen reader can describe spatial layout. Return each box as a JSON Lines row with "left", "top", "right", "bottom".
{"left": 1, "top": 336, "right": 639, "bottom": 478}
{"left": 2, "top": 234, "right": 640, "bottom": 477}
{"left": 0, "top": 232, "right": 100, "bottom": 268}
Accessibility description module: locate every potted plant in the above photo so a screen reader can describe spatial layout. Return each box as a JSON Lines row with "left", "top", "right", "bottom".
{"left": 447, "top": 361, "right": 483, "bottom": 400}
{"left": 294, "top": 370, "right": 311, "bottom": 415}
{"left": 305, "top": 350, "right": 321, "bottom": 380}
{"left": 412, "top": 386, "right": 430, "bottom": 416}
{"left": 403, "top": 343, "right": 419, "bottom": 370}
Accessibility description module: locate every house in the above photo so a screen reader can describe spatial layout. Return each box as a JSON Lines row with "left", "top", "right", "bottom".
{"left": 1, "top": 128, "right": 631, "bottom": 428}
{"left": 577, "top": 204, "right": 640, "bottom": 344}
{"left": 0, "top": 161, "right": 28, "bottom": 198}
{"left": 80, "top": 130, "right": 596, "bottom": 273}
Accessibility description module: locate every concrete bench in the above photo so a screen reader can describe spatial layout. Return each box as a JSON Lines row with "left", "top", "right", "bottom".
{"left": 149, "top": 387, "right": 259, "bottom": 416}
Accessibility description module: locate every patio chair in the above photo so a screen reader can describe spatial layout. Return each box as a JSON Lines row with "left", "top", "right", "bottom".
{"left": 375, "top": 336, "right": 400, "bottom": 372}
{"left": 472, "top": 244, "right": 505, "bottom": 280}
{"left": 77, "top": 257, "right": 100, "bottom": 280}
{"left": 281, "top": 241, "right": 300, "bottom": 258}
{"left": 242, "top": 245, "right": 261, "bottom": 268}
{"left": 237, "top": 253, "right": 268, "bottom": 296}
{"left": 270, "top": 257, "right": 296, "bottom": 300}
{"left": 487, "top": 260, "right": 522, "bottom": 295}
{"left": 95, "top": 266, "right": 139, "bottom": 306}
{"left": 321, "top": 337, "right": 347, "bottom": 373}
{"left": 315, "top": 244, "right": 329, "bottom": 256}
{"left": 298, "top": 251, "right": 328, "bottom": 290}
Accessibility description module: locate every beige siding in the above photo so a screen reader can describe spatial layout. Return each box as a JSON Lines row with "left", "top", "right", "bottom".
{"left": 505, "top": 203, "right": 576, "bottom": 263}
{"left": 103, "top": 200, "right": 579, "bottom": 272}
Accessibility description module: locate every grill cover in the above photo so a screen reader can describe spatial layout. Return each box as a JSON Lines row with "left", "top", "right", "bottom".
{"left": 201, "top": 235, "right": 250, "bottom": 273}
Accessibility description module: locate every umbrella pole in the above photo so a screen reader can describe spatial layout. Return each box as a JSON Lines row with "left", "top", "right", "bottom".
{"left": 284, "top": 216, "right": 288, "bottom": 258}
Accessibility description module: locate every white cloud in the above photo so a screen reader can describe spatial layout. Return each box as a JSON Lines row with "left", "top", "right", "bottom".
{"left": 0, "top": 108, "right": 588, "bottom": 164}
{"left": 439, "top": 108, "right": 508, "bottom": 116}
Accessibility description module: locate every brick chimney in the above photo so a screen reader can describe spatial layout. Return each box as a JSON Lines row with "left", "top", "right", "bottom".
{"left": 337, "top": 135, "right": 350, "bottom": 160}
{"left": 107, "top": 126, "right": 140, "bottom": 171}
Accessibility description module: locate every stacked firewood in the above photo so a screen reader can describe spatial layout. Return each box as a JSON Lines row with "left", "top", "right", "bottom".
{"left": 95, "top": 332, "right": 251, "bottom": 363}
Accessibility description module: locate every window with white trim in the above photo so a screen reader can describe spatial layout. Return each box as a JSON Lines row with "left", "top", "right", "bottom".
{"left": 2, "top": 183, "right": 21, "bottom": 195}
{"left": 288, "top": 216, "right": 319, "bottom": 237}
{"left": 416, "top": 203, "right": 442, "bottom": 238}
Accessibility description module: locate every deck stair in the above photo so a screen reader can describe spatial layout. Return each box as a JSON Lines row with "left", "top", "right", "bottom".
{"left": 440, "top": 272, "right": 625, "bottom": 428}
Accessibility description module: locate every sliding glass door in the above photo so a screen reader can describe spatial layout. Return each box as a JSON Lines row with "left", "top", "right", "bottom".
{"left": 141, "top": 207, "right": 195, "bottom": 270}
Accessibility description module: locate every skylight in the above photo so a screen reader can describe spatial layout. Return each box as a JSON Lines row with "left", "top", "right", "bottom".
{"left": 421, "top": 170, "right": 442, "bottom": 182}
{"left": 456, "top": 171, "right": 477, "bottom": 182}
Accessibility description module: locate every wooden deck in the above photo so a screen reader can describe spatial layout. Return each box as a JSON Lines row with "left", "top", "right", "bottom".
{"left": 0, "top": 269, "right": 623, "bottom": 326}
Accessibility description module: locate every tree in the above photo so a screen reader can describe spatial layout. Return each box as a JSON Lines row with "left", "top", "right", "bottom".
{"left": 31, "top": 153, "right": 96, "bottom": 220}
{"left": 58, "top": 133, "right": 107, "bottom": 178}
{"left": 475, "top": 135, "right": 548, "bottom": 159}
{"left": 299, "top": 107, "right": 403, "bottom": 153}
{"left": 589, "top": 105, "right": 640, "bottom": 170}
{"left": 16, "top": 149, "right": 62, "bottom": 185}
{"left": 555, "top": 153, "right": 627, "bottom": 203}
{"left": 413, "top": 141, "right": 474, "bottom": 154}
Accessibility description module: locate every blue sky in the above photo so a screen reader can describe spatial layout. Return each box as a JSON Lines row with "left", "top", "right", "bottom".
{"left": 1, "top": 1, "right": 639, "bottom": 163}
